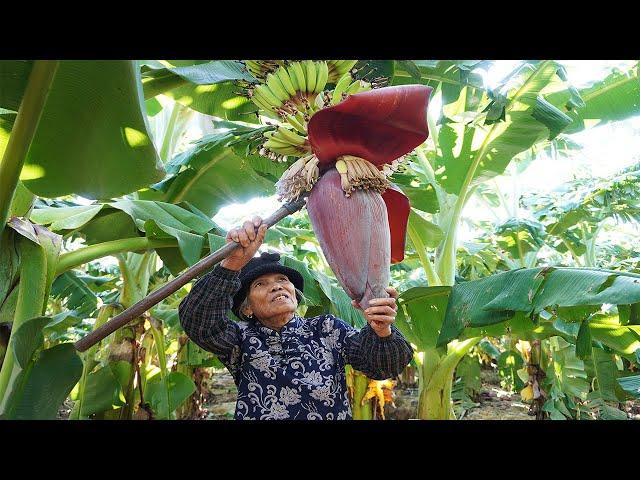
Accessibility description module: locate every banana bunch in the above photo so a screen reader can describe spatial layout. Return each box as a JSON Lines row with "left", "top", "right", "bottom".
{"left": 244, "top": 60, "right": 285, "bottom": 81}
{"left": 247, "top": 60, "right": 330, "bottom": 117}
{"left": 260, "top": 126, "right": 311, "bottom": 158}
{"left": 284, "top": 111, "right": 308, "bottom": 135}
{"left": 330, "top": 72, "right": 373, "bottom": 105}
{"left": 326, "top": 60, "right": 358, "bottom": 83}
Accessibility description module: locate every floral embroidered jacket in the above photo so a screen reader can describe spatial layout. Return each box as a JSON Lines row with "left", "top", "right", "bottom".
{"left": 178, "top": 264, "right": 414, "bottom": 420}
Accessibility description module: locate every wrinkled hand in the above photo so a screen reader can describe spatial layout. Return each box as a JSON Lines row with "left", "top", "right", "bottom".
{"left": 220, "top": 216, "right": 267, "bottom": 271}
{"left": 351, "top": 287, "right": 399, "bottom": 338}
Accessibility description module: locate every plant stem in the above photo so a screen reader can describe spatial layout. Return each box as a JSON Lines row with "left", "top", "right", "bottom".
{"left": 159, "top": 102, "right": 184, "bottom": 162}
{"left": 55, "top": 237, "right": 176, "bottom": 276}
{"left": 407, "top": 221, "right": 440, "bottom": 286}
{"left": 148, "top": 317, "right": 171, "bottom": 418}
{"left": 69, "top": 304, "right": 120, "bottom": 419}
{"left": 436, "top": 190, "right": 466, "bottom": 286}
{"left": 0, "top": 61, "right": 59, "bottom": 231}
{"left": 417, "top": 338, "right": 480, "bottom": 419}
{"left": 411, "top": 149, "right": 441, "bottom": 285}
{"left": 0, "top": 237, "right": 47, "bottom": 410}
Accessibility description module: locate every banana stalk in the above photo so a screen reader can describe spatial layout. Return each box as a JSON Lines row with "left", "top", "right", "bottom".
{"left": 416, "top": 338, "right": 481, "bottom": 419}
{"left": 95, "top": 252, "right": 156, "bottom": 419}
{"left": 69, "top": 303, "right": 122, "bottom": 419}
{"left": 0, "top": 61, "right": 59, "bottom": 231}
{"left": 0, "top": 237, "right": 47, "bottom": 409}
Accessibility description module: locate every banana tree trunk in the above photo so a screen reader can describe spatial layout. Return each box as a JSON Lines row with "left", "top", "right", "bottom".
{"left": 417, "top": 339, "right": 480, "bottom": 419}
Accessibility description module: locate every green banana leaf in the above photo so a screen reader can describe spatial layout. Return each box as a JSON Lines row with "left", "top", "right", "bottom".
{"left": 75, "top": 209, "right": 140, "bottom": 245}
{"left": 392, "top": 60, "right": 488, "bottom": 103}
{"left": 407, "top": 209, "right": 444, "bottom": 249}
{"left": 50, "top": 272, "right": 101, "bottom": 317}
{"left": 494, "top": 218, "right": 547, "bottom": 259}
{"left": 618, "top": 372, "right": 640, "bottom": 399}
{"left": 0, "top": 228, "right": 20, "bottom": 306}
{"left": 546, "top": 338, "right": 590, "bottom": 404}
{"left": 5, "top": 343, "right": 82, "bottom": 419}
{"left": 435, "top": 61, "right": 569, "bottom": 197}
{"left": 0, "top": 61, "right": 32, "bottom": 111}
{"left": 44, "top": 310, "right": 84, "bottom": 336}
{"left": 142, "top": 61, "right": 258, "bottom": 122}
{"left": 437, "top": 267, "right": 640, "bottom": 348}
{"left": 591, "top": 347, "right": 624, "bottom": 402}
{"left": 396, "top": 286, "right": 452, "bottom": 351}
{"left": 7, "top": 217, "right": 62, "bottom": 313}
{"left": 19, "top": 61, "right": 164, "bottom": 199}
{"left": 9, "top": 182, "right": 35, "bottom": 218}
{"left": 393, "top": 181, "right": 439, "bottom": 214}
{"left": 71, "top": 363, "right": 126, "bottom": 418}
{"left": 10, "top": 316, "right": 50, "bottom": 369}
{"left": 547, "top": 61, "right": 640, "bottom": 134}
{"left": 154, "top": 134, "right": 275, "bottom": 218}
{"left": 310, "top": 269, "right": 366, "bottom": 328}
{"left": 34, "top": 200, "right": 220, "bottom": 271}
{"left": 30, "top": 205, "right": 104, "bottom": 231}
{"left": 109, "top": 199, "right": 215, "bottom": 266}
{"left": 145, "top": 371, "right": 196, "bottom": 419}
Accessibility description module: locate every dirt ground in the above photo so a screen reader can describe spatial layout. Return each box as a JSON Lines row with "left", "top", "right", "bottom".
{"left": 200, "top": 367, "right": 535, "bottom": 420}
{"left": 57, "top": 367, "right": 639, "bottom": 420}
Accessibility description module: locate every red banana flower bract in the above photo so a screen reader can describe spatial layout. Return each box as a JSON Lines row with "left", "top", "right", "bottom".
{"left": 305, "top": 84, "right": 431, "bottom": 308}
{"left": 308, "top": 84, "right": 431, "bottom": 167}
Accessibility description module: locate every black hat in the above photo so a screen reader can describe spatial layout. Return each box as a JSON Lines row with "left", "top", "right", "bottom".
{"left": 231, "top": 251, "right": 304, "bottom": 318}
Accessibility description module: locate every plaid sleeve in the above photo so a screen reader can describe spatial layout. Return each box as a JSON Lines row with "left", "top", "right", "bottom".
{"left": 343, "top": 322, "right": 414, "bottom": 380}
{"left": 178, "top": 264, "right": 243, "bottom": 379}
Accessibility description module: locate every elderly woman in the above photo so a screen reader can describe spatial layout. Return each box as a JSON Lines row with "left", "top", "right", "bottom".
{"left": 179, "top": 216, "right": 413, "bottom": 420}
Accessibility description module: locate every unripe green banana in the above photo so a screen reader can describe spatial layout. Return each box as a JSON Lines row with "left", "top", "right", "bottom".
{"left": 286, "top": 64, "right": 301, "bottom": 92}
{"left": 286, "top": 113, "right": 307, "bottom": 135}
{"left": 327, "top": 60, "right": 358, "bottom": 82}
{"left": 265, "top": 137, "right": 294, "bottom": 149}
{"left": 314, "top": 61, "right": 329, "bottom": 94}
{"left": 346, "top": 80, "right": 366, "bottom": 95}
{"left": 331, "top": 73, "right": 353, "bottom": 104}
{"left": 251, "top": 93, "right": 273, "bottom": 113}
{"left": 276, "top": 66, "right": 296, "bottom": 97}
{"left": 292, "top": 62, "right": 306, "bottom": 94}
{"left": 265, "top": 140, "right": 302, "bottom": 155}
{"left": 244, "top": 60, "right": 262, "bottom": 76}
{"left": 252, "top": 88, "right": 278, "bottom": 113}
{"left": 294, "top": 110, "right": 307, "bottom": 124}
{"left": 266, "top": 73, "right": 290, "bottom": 103}
{"left": 305, "top": 61, "right": 317, "bottom": 94}
{"left": 336, "top": 60, "right": 358, "bottom": 74}
{"left": 276, "top": 126, "right": 307, "bottom": 146}
{"left": 255, "top": 84, "right": 283, "bottom": 108}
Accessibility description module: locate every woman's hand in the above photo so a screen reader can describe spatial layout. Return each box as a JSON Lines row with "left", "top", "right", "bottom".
{"left": 351, "top": 287, "right": 399, "bottom": 338}
{"left": 220, "top": 216, "right": 267, "bottom": 271}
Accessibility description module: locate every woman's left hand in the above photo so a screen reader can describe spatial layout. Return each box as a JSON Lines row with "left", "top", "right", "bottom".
{"left": 351, "top": 287, "right": 399, "bottom": 338}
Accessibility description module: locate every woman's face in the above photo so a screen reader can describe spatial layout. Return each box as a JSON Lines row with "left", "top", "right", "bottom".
{"left": 244, "top": 272, "right": 298, "bottom": 321}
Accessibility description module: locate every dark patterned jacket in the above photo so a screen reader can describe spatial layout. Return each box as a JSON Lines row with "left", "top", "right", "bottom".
{"left": 178, "top": 264, "right": 414, "bottom": 420}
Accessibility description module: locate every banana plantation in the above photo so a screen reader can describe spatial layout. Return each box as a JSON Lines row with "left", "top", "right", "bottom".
{"left": 1, "top": 59, "right": 640, "bottom": 420}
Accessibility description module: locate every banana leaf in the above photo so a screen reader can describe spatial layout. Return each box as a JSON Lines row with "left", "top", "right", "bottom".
{"left": 19, "top": 61, "right": 164, "bottom": 199}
